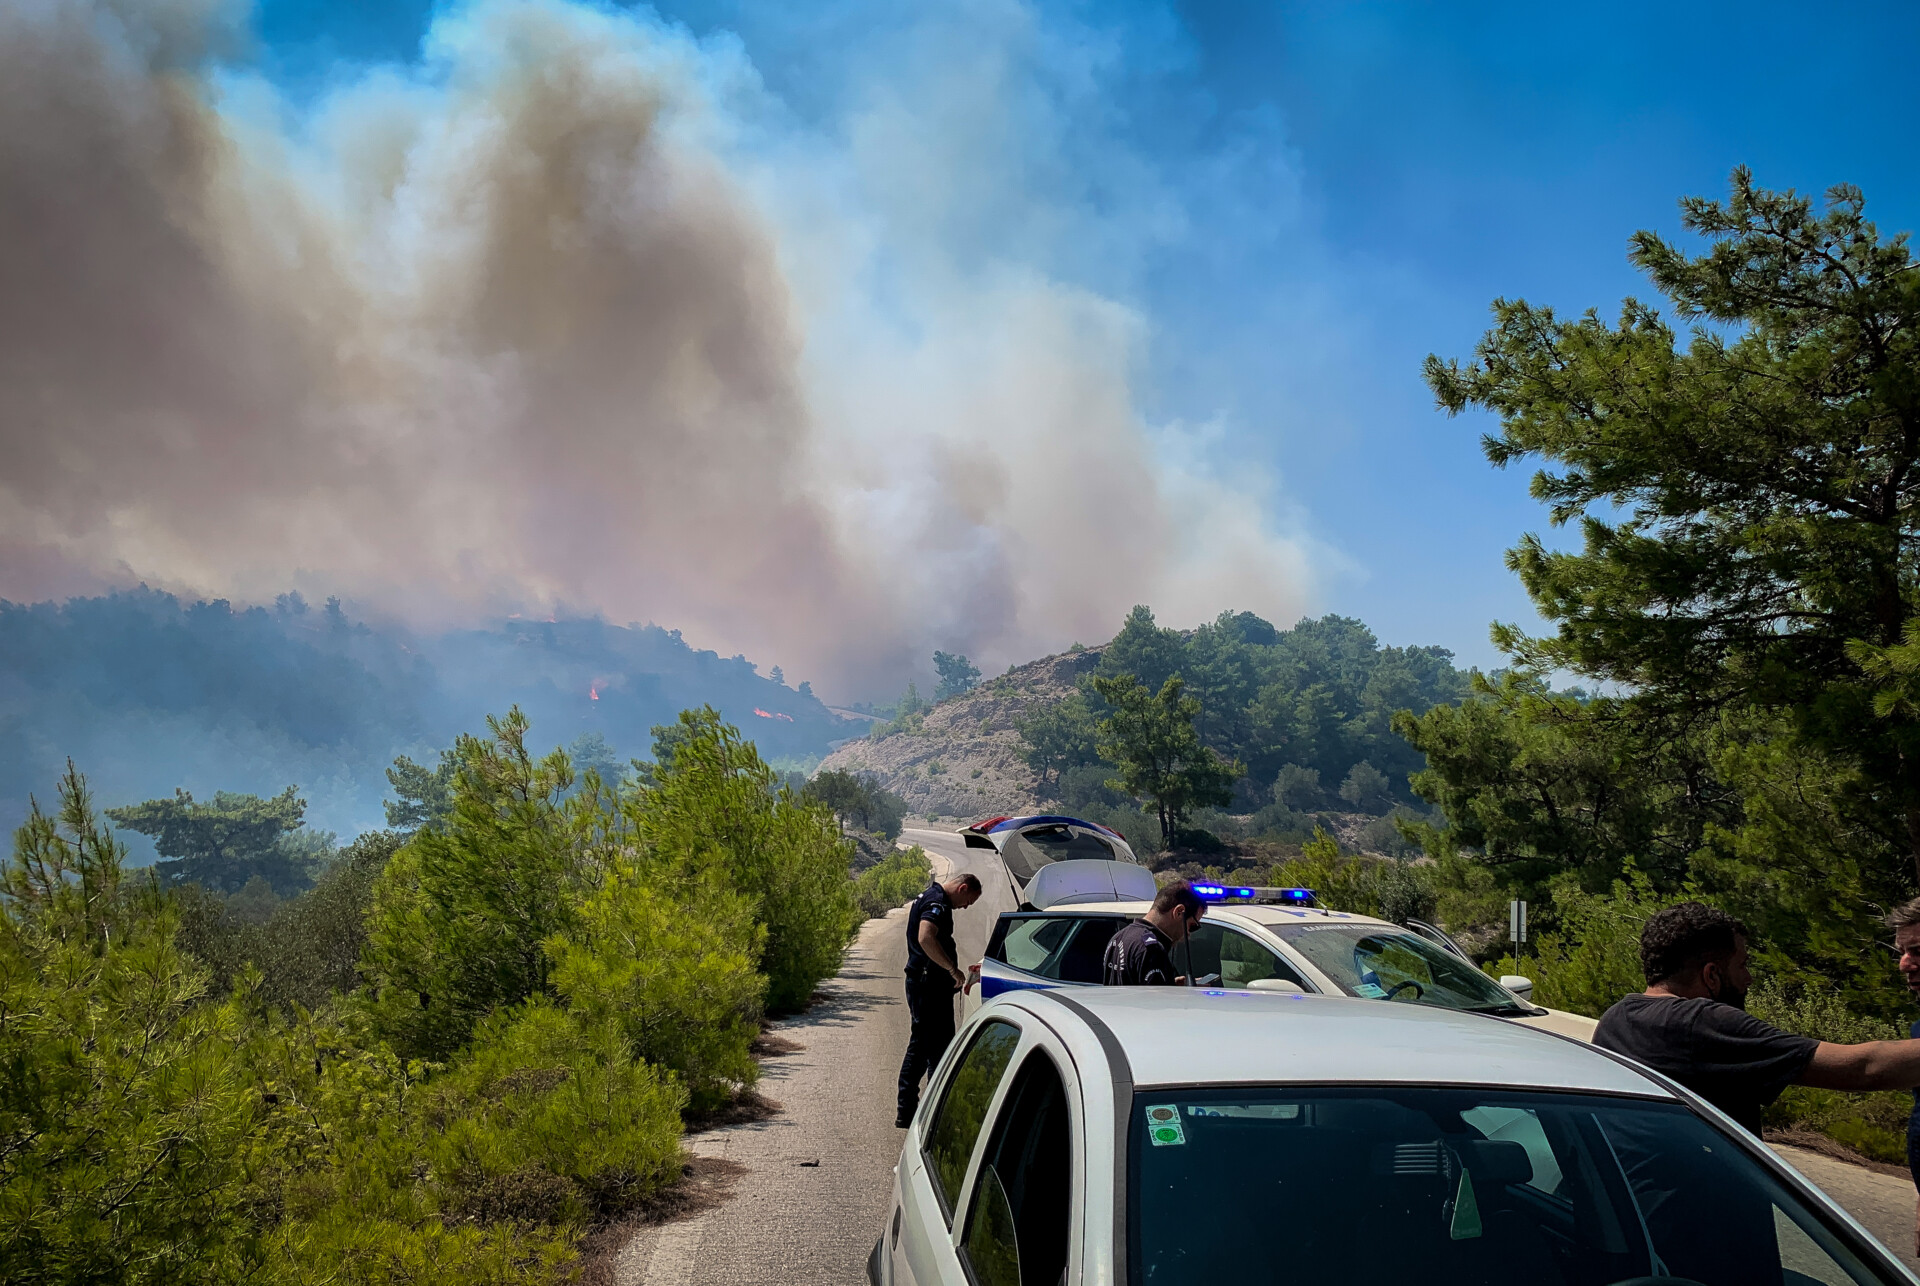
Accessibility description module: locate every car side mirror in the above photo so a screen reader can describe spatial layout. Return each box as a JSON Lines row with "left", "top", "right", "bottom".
{"left": 1246, "top": 978, "right": 1305, "bottom": 994}
{"left": 1498, "top": 974, "right": 1534, "bottom": 1001}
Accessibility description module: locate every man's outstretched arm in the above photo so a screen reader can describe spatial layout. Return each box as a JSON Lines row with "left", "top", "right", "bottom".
{"left": 1800, "top": 1039, "right": 1920, "bottom": 1092}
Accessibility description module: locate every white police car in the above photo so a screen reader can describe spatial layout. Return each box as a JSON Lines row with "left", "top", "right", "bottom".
{"left": 963, "top": 862, "right": 1598, "bottom": 1042}
{"left": 873, "top": 987, "right": 1915, "bottom": 1286}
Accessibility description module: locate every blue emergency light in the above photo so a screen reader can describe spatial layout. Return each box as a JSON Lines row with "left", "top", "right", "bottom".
{"left": 1188, "top": 885, "right": 1318, "bottom": 905}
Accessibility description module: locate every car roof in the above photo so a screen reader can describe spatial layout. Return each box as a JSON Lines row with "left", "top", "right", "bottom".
{"left": 1002, "top": 986, "right": 1667, "bottom": 1097}
{"left": 1014, "top": 899, "right": 1393, "bottom": 929}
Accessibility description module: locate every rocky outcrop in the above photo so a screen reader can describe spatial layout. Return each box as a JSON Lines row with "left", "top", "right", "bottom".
{"left": 816, "top": 645, "right": 1105, "bottom": 821}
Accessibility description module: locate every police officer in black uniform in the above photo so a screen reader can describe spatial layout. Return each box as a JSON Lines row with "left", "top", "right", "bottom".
{"left": 896, "top": 871, "right": 984, "bottom": 1127}
{"left": 1103, "top": 880, "right": 1205, "bottom": 985}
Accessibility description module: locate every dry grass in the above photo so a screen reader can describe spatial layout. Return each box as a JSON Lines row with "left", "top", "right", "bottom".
{"left": 1765, "top": 1128, "right": 1911, "bottom": 1179}
{"left": 750, "top": 1031, "right": 804, "bottom": 1058}
{"left": 684, "top": 1088, "right": 782, "bottom": 1134}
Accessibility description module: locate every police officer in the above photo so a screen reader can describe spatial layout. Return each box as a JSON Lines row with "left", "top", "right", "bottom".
{"left": 896, "top": 870, "right": 983, "bottom": 1127}
{"left": 1103, "top": 880, "right": 1204, "bottom": 985}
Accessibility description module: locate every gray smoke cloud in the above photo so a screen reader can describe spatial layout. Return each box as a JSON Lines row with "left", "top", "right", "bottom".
{"left": 0, "top": 0, "right": 1313, "bottom": 695}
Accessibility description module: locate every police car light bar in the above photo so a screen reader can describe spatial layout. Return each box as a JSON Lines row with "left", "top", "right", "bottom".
{"left": 1189, "top": 884, "right": 1317, "bottom": 904}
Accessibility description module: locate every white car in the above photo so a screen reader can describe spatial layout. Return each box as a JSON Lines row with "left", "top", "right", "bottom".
{"left": 955, "top": 820, "right": 1594, "bottom": 1041}
{"left": 875, "top": 987, "right": 1914, "bottom": 1286}
{"left": 967, "top": 894, "right": 1599, "bottom": 1041}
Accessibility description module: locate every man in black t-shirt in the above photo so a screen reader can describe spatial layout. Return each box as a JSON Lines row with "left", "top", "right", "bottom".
{"left": 895, "top": 871, "right": 982, "bottom": 1128}
{"left": 1890, "top": 897, "right": 1920, "bottom": 1256}
{"left": 1595, "top": 902, "right": 1920, "bottom": 1137}
{"left": 1103, "top": 880, "right": 1205, "bottom": 985}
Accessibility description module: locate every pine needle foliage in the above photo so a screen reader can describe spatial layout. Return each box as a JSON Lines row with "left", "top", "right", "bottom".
{"left": 3, "top": 700, "right": 863, "bottom": 1285}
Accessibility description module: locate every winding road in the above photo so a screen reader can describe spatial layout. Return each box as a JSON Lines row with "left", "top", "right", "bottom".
{"left": 614, "top": 825, "right": 1920, "bottom": 1282}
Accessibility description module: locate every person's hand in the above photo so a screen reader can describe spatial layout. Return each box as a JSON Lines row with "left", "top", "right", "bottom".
{"left": 950, "top": 966, "right": 966, "bottom": 991}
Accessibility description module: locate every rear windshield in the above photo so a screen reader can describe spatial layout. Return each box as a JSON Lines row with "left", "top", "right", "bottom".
{"left": 1130, "top": 1086, "right": 1888, "bottom": 1286}
{"left": 998, "top": 824, "right": 1115, "bottom": 882}
{"left": 1273, "top": 922, "right": 1529, "bottom": 1016}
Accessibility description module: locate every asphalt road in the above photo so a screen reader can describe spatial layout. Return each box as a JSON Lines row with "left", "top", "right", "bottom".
{"left": 613, "top": 826, "right": 1010, "bottom": 1286}
{"left": 615, "top": 825, "right": 1920, "bottom": 1282}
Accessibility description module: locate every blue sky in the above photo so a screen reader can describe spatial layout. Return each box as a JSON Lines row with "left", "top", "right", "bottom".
{"left": 245, "top": 0, "right": 1920, "bottom": 670}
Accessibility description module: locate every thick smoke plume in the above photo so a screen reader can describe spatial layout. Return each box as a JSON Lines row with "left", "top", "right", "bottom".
{"left": 0, "top": 0, "right": 1311, "bottom": 695}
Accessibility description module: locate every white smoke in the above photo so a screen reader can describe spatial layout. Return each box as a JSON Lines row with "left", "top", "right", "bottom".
{"left": 0, "top": 0, "right": 1313, "bottom": 695}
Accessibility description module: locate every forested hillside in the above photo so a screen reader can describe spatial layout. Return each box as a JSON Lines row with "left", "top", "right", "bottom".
{"left": 0, "top": 589, "right": 853, "bottom": 841}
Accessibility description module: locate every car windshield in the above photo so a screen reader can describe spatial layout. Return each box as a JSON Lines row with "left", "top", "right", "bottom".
{"left": 1130, "top": 1086, "right": 1888, "bottom": 1286}
{"left": 1273, "top": 922, "right": 1528, "bottom": 1015}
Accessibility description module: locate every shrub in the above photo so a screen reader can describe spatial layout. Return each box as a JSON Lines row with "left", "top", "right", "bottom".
{"left": 1748, "top": 978, "right": 1904, "bottom": 1045}
{"left": 1054, "top": 761, "right": 1130, "bottom": 810}
{"left": 547, "top": 865, "right": 765, "bottom": 1113}
{"left": 1167, "top": 826, "right": 1227, "bottom": 854}
{"left": 634, "top": 708, "right": 858, "bottom": 1011}
{"left": 1338, "top": 762, "right": 1394, "bottom": 814}
{"left": 1479, "top": 864, "right": 1688, "bottom": 1018}
{"left": 1273, "top": 764, "right": 1325, "bottom": 811}
{"left": 177, "top": 831, "right": 403, "bottom": 1013}
{"left": 804, "top": 769, "right": 906, "bottom": 840}
{"left": 250, "top": 1002, "right": 669, "bottom": 1286}
{"left": 854, "top": 846, "right": 933, "bottom": 918}
{"left": 1355, "top": 809, "right": 1424, "bottom": 858}
{"left": 363, "top": 710, "right": 587, "bottom": 1060}
{"left": 428, "top": 1001, "right": 687, "bottom": 1221}
{"left": 5, "top": 756, "right": 734, "bottom": 1286}
{"left": 0, "top": 767, "right": 261, "bottom": 1286}
{"left": 1373, "top": 861, "right": 1437, "bottom": 926}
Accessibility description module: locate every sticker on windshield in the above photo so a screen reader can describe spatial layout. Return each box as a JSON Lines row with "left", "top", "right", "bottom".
{"left": 1354, "top": 981, "right": 1386, "bottom": 998}
{"left": 1144, "top": 1104, "right": 1187, "bottom": 1147}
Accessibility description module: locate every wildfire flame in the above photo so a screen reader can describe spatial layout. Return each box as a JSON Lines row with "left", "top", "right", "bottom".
{"left": 589, "top": 686, "right": 599, "bottom": 700}
{"left": 752, "top": 708, "right": 794, "bottom": 722}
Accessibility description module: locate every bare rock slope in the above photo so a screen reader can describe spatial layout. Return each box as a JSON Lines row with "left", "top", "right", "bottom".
{"left": 816, "top": 645, "right": 1104, "bottom": 820}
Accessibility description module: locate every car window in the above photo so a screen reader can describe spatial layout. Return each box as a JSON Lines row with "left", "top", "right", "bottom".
{"left": 1022, "top": 824, "right": 1114, "bottom": 862}
{"left": 999, "top": 826, "right": 1115, "bottom": 881}
{"left": 962, "top": 1052, "right": 1074, "bottom": 1286}
{"left": 924, "top": 1019, "right": 1022, "bottom": 1221}
{"left": 1055, "top": 917, "right": 1125, "bottom": 983}
{"left": 1169, "top": 921, "right": 1218, "bottom": 984}
{"left": 999, "top": 917, "right": 1076, "bottom": 973}
{"left": 1218, "top": 926, "right": 1308, "bottom": 989}
{"left": 1129, "top": 1086, "right": 1891, "bottom": 1286}
{"left": 1272, "top": 922, "right": 1529, "bottom": 1015}
{"left": 1178, "top": 923, "right": 1310, "bottom": 989}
